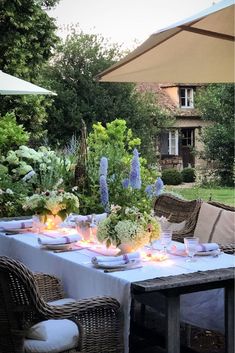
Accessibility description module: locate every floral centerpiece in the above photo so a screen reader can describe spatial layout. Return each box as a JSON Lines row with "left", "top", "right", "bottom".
{"left": 97, "top": 149, "right": 161, "bottom": 249}
{"left": 97, "top": 204, "right": 160, "bottom": 250}
{"left": 22, "top": 189, "right": 80, "bottom": 225}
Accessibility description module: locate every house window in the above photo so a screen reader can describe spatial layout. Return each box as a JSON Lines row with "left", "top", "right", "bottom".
{"left": 168, "top": 130, "right": 179, "bottom": 155}
{"left": 180, "top": 87, "right": 194, "bottom": 108}
{"left": 181, "top": 128, "right": 194, "bottom": 146}
{"left": 160, "top": 130, "right": 179, "bottom": 156}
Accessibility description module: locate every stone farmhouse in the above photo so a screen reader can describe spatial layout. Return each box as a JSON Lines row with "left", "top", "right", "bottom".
{"left": 138, "top": 83, "right": 210, "bottom": 171}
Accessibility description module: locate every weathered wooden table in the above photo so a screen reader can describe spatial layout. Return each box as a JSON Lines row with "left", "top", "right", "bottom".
{"left": 131, "top": 267, "right": 234, "bottom": 353}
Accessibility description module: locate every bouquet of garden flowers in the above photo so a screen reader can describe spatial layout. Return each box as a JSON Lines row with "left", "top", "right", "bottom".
{"left": 22, "top": 189, "right": 79, "bottom": 220}
{"left": 97, "top": 204, "right": 160, "bottom": 248}
{"left": 97, "top": 149, "right": 161, "bottom": 248}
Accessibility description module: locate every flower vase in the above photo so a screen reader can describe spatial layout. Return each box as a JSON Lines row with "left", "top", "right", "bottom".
{"left": 34, "top": 214, "right": 62, "bottom": 231}
{"left": 118, "top": 242, "right": 136, "bottom": 254}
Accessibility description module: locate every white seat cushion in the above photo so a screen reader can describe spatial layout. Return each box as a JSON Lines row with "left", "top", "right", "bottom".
{"left": 48, "top": 298, "right": 77, "bottom": 306}
{"left": 25, "top": 319, "right": 79, "bottom": 353}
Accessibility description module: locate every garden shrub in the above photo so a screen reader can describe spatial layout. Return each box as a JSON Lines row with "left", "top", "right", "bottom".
{"left": 0, "top": 113, "right": 29, "bottom": 154}
{"left": 181, "top": 167, "right": 196, "bottom": 183}
{"left": 161, "top": 168, "right": 182, "bottom": 185}
{"left": 79, "top": 119, "right": 160, "bottom": 214}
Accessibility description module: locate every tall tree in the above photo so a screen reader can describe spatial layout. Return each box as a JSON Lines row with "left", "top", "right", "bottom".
{"left": 44, "top": 30, "right": 172, "bottom": 161}
{"left": 0, "top": 0, "right": 59, "bottom": 141}
{"left": 196, "top": 84, "right": 234, "bottom": 185}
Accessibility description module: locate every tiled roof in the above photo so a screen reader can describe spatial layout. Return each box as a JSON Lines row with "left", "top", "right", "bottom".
{"left": 136, "top": 82, "right": 202, "bottom": 117}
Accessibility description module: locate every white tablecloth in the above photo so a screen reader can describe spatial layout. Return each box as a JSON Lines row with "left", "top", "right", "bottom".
{"left": 0, "top": 233, "right": 234, "bottom": 352}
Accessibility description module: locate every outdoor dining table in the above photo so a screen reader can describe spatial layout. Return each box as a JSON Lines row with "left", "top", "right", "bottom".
{"left": 0, "top": 230, "right": 234, "bottom": 353}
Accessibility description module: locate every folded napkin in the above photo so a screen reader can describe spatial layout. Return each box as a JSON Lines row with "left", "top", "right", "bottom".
{"left": 91, "top": 251, "right": 141, "bottom": 267}
{"left": 38, "top": 233, "right": 81, "bottom": 245}
{"left": 170, "top": 242, "right": 219, "bottom": 255}
{"left": 68, "top": 213, "right": 107, "bottom": 225}
{"left": 0, "top": 219, "right": 33, "bottom": 231}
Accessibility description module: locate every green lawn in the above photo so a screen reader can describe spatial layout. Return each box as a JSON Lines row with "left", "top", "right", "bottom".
{"left": 165, "top": 185, "right": 235, "bottom": 206}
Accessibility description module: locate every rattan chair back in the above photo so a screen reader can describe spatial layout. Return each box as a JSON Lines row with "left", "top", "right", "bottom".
{"left": 154, "top": 193, "right": 202, "bottom": 223}
{"left": 0, "top": 256, "right": 53, "bottom": 353}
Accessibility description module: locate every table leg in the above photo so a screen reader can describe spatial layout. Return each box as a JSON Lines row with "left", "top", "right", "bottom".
{"left": 225, "top": 282, "right": 234, "bottom": 353}
{"left": 166, "top": 294, "right": 180, "bottom": 353}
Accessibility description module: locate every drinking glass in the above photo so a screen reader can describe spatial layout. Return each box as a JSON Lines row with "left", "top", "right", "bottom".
{"left": 32, "top": 215, "right": 44, "bottom": 234}
{"left": 160, "top": 230, "right": 172, "bottom": 254}
{"left": 184, "top": 237, "right": 199, "bottom": 262}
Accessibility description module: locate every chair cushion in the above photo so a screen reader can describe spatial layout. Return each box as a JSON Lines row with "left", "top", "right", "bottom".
{"left": 26, "top": 322, "right": 47, "bottom": 341}
{"left": 167, "top": 220, "right": 186, "bottom": 232}
{"left": 194, "top": 202, "right": 221, "bottom": 242}
{"left": 48, "top": 298, "right": 77, "bottom": 306}
{"left": 25, "top": 319, "right": 79, "bottom": 353}
{"left": 194, "top": 202, "right": 234, "bottom": 244}
{"left": 212, "top": 209, "right": 235, "bottom": 244}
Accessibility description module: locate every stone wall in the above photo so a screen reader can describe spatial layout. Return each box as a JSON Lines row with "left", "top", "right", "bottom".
{"left": 160, "top": 156, "right": 183, "bottom": 171}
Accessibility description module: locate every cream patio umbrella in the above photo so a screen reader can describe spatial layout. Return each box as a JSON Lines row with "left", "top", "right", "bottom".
{"left": 97, "top": 0, "right": 234, "bottom": 83}
{"left": 0, "top": 70, "right": 56, "bottom": 95}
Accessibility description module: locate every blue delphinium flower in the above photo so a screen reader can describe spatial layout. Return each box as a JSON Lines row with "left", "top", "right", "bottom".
{"left": 100, "top": 175, "right": 109, "bottom": 211}
{"left": 145, "top": 184, "right": 153, "bottom": 198}
{"left": 155, "top": 177, "right": 164, "bottom": 196}
{"left": 129, "top": 148, "right": 141, "bottom": 189}
{"left": 99, "top": 157, "right": 108, "bottom": 178}
{"left": 122, "top": 178, "right": 129, "bottom": 189}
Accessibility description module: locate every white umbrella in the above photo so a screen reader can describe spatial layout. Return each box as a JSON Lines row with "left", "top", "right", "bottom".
{"left": 0, "top": 70, "right": 56, "bottom": 95}
{"left": 97, "top": 0, "right": 234, "bottom": 83}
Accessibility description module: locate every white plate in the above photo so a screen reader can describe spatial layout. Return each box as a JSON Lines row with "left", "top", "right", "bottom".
{"left": 42, "top": 243, "right": 71, "bottom": 250}
{"left": 93, "top": 259, "right": 141, "bottom": 269}
{"left": 195, "top": 250, "right": 221, "bottom": 256}
{"left": 2, "top": 227, "right": 32, "bottom": 233}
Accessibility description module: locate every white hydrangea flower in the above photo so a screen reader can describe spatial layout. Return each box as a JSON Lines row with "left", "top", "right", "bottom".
{"left": 5, "top": 188, "right": 14, "bottom": 195}
{"left": 6, "top": 151, "right": 19, "bottom": 165}
{"left": 17, "top": 161, "right": 33, "bottom": 176}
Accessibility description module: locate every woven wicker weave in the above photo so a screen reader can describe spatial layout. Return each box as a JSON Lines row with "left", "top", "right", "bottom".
{"left": 0, "top": 256, "right": 123, "bottom": 353}
{"left": 154, "top": 193, "right": 202, "bottom": 238}
{"left": 154, "top": 193, "right": 235, "bottom": 254}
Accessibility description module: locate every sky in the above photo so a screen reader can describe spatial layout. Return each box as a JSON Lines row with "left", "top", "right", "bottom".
{"left": 48, "top": 0, "right": 220, "bottom": 49}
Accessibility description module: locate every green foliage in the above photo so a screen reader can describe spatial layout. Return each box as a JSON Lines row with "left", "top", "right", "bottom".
{"left": 127, "top": 90, "right": 174, "bottom": 163}
{"left": 0, "top": 166, "right": 29, "bottom": 217}
{"left": 77, "top": 119, "right": 158, "bottom": 214}
{"left": 161, "top": 168, "right": 182, "bottom": 185}
{"left": 0, "top": 113, "right": 29, "bottom": 154}
{"left": 181, "top": 168, "right": 196, "bottom": 183}
{"left": 43, "top": 29, "right": 173, "bottom": 161}
{"left": 0, "top": 0, "right": 59, "bottom": 142}
{"left": 195, "top": 84, "right": 234, "bottom": 186}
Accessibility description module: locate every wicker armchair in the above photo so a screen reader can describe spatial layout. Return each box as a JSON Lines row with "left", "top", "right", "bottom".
{"left": 154, "top": 193, "right": 235, "bottom": 254}
{"left": 154, "top": 193, "right": 202, "bottom": 240}
{"left": 0, "top": 256, "right": 123, "bottom": 353}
